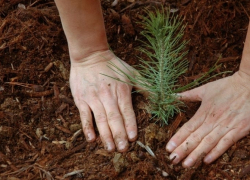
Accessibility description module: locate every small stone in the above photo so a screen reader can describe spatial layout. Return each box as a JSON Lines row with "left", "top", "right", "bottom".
{"left": 111, "top": 0, "right": 119, "bottom": 6}
{"left": 162, "top": 170, "right": 169, "bottom": 177}
{"left": 36, "top": 128, "right": 43, "bottom": 138}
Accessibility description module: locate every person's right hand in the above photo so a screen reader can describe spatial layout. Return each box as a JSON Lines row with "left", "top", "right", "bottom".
{"left": 69, "top": 50, "right": 138, "bottom": 152}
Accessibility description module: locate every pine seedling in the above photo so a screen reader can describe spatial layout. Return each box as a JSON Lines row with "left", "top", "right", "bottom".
{"left": 105, "top": 9, "right": 218, "bottom": 125}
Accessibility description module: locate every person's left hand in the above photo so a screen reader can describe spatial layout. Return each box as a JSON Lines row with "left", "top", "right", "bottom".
{"left": 69, "top": 50, "right": 140, "bottom": 152}
{"left": 166, "top": 71, "right": 250, "bottom": 168}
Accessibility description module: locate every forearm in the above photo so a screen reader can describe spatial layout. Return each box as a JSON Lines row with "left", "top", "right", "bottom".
{"left": 239, "top": 22, "right": 250, "bottom": 76}
{"left": 54, "top": 0, "right": 109, "bottom": 62}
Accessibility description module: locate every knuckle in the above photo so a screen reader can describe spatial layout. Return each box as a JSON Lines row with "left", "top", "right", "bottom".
{"left": 99, "top": 87, "right": 111, "bottom": 97}
{"left": 183, "top": 122, "right": 196, "bottom": 133}
{"left": 190, "top": 133, "right": 202, "bottom": 143}
{"left": 222, "top": 137, "right": 234, "bottom": 146}
{"left": 80, "top": 110, "right": 89, "bottom": 120}
{"left": 95, "top": 113, "right": 107, "bottom": 123}
{"left": 203, "top": 135, "right": 216, "bottom": 145}
{"left": 86, "top": 86, "right": 97, "bottom": 95}
{"left": 98, "top": 82, "right": 112, "bottom": 96}
{"left": 117, "top": 84, "right": 130, "bottom": 94}
{"left": 238, "top": 118, "right": 250, "bottom": 131}
{"left": 122, "top": 106, "right": 133, "bottom": 114}
{"left": 107, "top": 112, "right": 121, "bottom": 122}
{"left": 210, "top": 146, "right": 221, "bottom": 156}
{"left": 178, "top": 145, "right": 189, "bottom": 157}
{"left": 82, "top": 119, "right": 92, "bottom": 131}
{"left": 122, "top": 106, "right": 135, "bottom": 119}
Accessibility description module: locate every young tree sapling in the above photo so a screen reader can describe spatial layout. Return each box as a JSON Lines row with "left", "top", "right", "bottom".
{"left": 105, "top": 9, "right": 218, "bottom": 125}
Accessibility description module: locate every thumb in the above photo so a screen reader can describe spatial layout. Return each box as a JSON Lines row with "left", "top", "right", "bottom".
{"left": 177, "top": 85, "right": 205, "bottom": 102}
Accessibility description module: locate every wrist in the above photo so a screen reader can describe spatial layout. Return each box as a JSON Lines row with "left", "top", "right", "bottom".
{"left": 69, "top": 41, "right": 109, "bottom": 63}
{"left": 234, "top": 70, "right": 250, "bottom": 90}
{"left": 70, "top": 49, "right": 115, "bottom": 66}
{"left": 239, "top": 22, "right": 250, "bottom": 77}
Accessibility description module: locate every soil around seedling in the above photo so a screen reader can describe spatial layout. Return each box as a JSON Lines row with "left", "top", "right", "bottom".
{"left": 0, "top": 0, "right": 250, "bottom": 179}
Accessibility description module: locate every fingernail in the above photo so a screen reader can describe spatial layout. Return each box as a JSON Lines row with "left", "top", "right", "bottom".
{"left": 166, "top": 141, "right": 177, "bottom": 152}
{"left": 118, "top": 141, "right": 127, "bottom": 151}
{"left": 128, "top": 131, "right": 137, "bottom": 140}
{"left": 204, "top": 155, "right": 212, "bottom": 164}
{"left": 106, "top": 142, "right": 113, "bottom": 152}
{"left": 169, "top": 153, "right": 179, "bottom": 164}
{"left": 87, "top": 133, "right": 94, "bottom": 141}
{"left": 183, "top": 157, "right": 194, "bottom": 167}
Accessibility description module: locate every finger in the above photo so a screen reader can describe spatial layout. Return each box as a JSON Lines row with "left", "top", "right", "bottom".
{"left": 181, "top": 122, "right": 230, "bottom": 167}
{"left": 170, "top": 120, "right": 215, "bottom": 165}
{"left": 203, "top": 128, "right": 249, "bottom": 164}
{"left": 88, "top": 94, "right": 116, "bottom": 152}
{"left": 178, "top": 85, "right": 205, "bottom": 102}
{"left": 78, "top": 101, "right": 96, "bottom": 142}
{"left": 99, "top": 84, "right": 129, "bottom": 152}
{"left": 166, "top": 106, "right": 208, "bottom": 153}
{"left": 117, "top": 84, "right": 137, "bottom": 142}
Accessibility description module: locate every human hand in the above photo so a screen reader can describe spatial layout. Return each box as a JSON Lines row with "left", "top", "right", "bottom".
{"left": 166, "top": 71, "right": 250, "bottom": 167}
{"left": 70, "top": 50, "right": 138, "bottom": 152}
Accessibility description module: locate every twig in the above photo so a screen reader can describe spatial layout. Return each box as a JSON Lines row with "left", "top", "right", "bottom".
{"left": 218, "top": 56, "right": 240, "bottom": 63}
{"left": 46, "top": 142, "right": 87, "bottom": 168}
{"left": 29, "top": 0, "right": 41, "bottom": 7}
{"left": 192, "top": 10, "right": 202, "bottom": 30}
{"left": 54, "top": 124, "right": 72, "bottom": 134}
{"left": 70, "top": 129, "right": 83, "bottom": 143}
{"left": 0, "top": 165, "right": 33, "bottom": 176}
{"left": 63, "top": 169, "right": 84, "bottom": 178}
{"left": 37, "top": 166, "right": 54, "bottom": 180}
{"left": 239, "top": 2, "right": 250, "bottom": 19}
{"left": 23, "top": 90, "right": 54, "bottom": 97}
{"left": 44, "top": 62, "right": 53, "bottom": 72}
{"left": 168, "top": 112, "right": 184, "bottom": 138}
{"left": 120, "top": 2, "right": 136, "bottom": 12}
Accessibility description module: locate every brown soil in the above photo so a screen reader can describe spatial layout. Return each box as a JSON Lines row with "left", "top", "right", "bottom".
{"left": 1, "top": 0, "right": 250, "bottom": 179}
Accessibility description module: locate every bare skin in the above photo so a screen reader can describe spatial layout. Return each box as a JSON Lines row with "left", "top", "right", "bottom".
{"left": 54, "top": 0, "right": 250, "bottom": 166}
{"left": 69, "top": 50, "right": 138, "bottom": 152}
{"left": 166, "top": 22, "right": 250, "bottom": 167}
{"left": 54, "top": 0, "right": 137, "bottom": 152}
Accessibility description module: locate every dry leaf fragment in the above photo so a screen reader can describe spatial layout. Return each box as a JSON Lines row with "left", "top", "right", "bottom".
{"left": 111, "top": 0, "right": 119, "bottom": 6}
{"left": 53, "top": 60, "right": 69, "bottom": 80}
